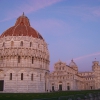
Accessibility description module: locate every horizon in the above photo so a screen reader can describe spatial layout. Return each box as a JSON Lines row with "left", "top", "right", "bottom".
{"left": 0, "top": 0, "right": 100, "bottom": 72}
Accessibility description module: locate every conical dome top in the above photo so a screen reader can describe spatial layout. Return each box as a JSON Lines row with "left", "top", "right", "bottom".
{"left": 69, "top": 59, "right": 77, "bottom": 67}
{"left": 15, "top": 12, "right": 30, "bottom": 26}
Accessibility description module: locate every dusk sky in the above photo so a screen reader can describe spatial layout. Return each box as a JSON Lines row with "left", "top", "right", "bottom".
{"left": 0, "top": 0, "right": 100, "bottom": 72}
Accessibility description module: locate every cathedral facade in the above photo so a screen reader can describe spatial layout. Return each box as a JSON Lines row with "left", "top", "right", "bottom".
{"left": 49, "top": 60, "right": 100, "bottom": 91}
{"left": 0, "top": 14, "right": 100, "bottom": 93}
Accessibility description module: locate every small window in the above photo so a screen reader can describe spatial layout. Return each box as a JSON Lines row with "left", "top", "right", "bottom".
{"left": 18, "top": 56, "right": 21, "bottom": 63}
{"left": 1, "top": 56, "right": 3, "bottom": 61}
{"left": 30, "top": 42, "right": 32, "bottom": 47}
{"left": 2, "top": 42, "right": 5, "bottom": 47}
{"left": 20, "top": 41, "right": 23, "bottom": 46}
{"left": 31, "top": 74, "right": 33, "bottom": 81}
{"left": 11, "top": 41, "right": 14, "bottom": 47}
{"left": 32, "top": 57, "right": 34, "bottom": 64}
{"left": 40, "top": 74, "right": 41, "bottom": 81}
{"left": 21, "top": 73, "right": 23, "bottom": 80}
{"left": 10, "top": 73, "right": 12, "bottom": 80}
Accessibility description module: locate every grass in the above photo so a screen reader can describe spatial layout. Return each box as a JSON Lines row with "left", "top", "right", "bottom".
{"left": 0, "top": 90, "right": 100, "bottom": 100}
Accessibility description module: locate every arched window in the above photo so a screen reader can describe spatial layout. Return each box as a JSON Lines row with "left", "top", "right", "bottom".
{"left": 20, "top": 41, "right": 23, "bottom": 46}
{"left": 2, "top": 42, "right": 5, "bottom": 47}
{"left": 11, "top": 41, "right": 14, "bottom": 47}
{"left": 1, "top": 56, "right": 3, "bottom": 61}
{"left": 59, "top": 67, "right": 61, "bottom": 70}
{"left": 10, "top": 73, "right": 12, "bottom": 80}
{"left": 21, "top": 73, "right": 23, "bottom": 80}
{"left": 32, "top": 57, "right": 34, "bottom": 64}
{"left": 18, "top": 56, "right": 21, "bottom": 63}
{"left": 30, "top": 42, "right": 32, "bottom": 47}
{"left": 31, "top": 74, "right": 33, "bottom": 81}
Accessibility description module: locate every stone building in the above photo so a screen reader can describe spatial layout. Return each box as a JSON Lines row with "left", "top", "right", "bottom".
{"left": 0, "top": 14, "right": 100, "bottom": 93}
{"left": 49, "top": 60, "right": 100, "bottom": 91}
{"left": 49, "top": 60, "right": 84, "bottom": 91}
{"left": 0, "top": 13, "right": 49, "bottom": 93}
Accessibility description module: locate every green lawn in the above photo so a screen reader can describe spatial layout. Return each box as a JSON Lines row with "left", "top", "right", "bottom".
{"left": 0, "top": 90, "right": 100, "bottom": 100}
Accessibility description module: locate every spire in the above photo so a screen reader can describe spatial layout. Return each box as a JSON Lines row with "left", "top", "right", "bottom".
{"left": 22, "top": 12, "right": 24, "bottom": 16}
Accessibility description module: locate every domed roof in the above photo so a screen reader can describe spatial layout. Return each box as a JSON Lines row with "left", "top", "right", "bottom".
{"left": 0, "top": 13, "right": 43, "bottom": 40}
{"left": 69, "top": 59, "right": 77, "bottom": 67}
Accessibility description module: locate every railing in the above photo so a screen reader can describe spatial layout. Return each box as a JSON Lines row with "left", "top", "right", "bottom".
{"left": 32, "top": 92, "right": 100, "bottom": 100}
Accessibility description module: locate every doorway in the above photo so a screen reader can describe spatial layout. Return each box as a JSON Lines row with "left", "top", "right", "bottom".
{"left": 67, "top": 86, "right": 70, "bottom": 90}
{"left": 0, "top": 80, "right": 4, "bottom": 91}
{"left": 90, "top": 86, "right": 93, "bottom": 90}
{"left": 59, "top": 84, "right": 62, "bottom": 91}
{"left": 52, "top": 86, "right": 54, "bottom": 91}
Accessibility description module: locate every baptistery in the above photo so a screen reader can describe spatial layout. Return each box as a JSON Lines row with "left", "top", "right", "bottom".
{"left": 0, "top": 13, "right": 50, "bottom": 92}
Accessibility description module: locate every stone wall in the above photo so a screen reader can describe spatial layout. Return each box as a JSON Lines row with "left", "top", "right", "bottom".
{"left": 0, "top": 36, "right": 50, "bottom": 93}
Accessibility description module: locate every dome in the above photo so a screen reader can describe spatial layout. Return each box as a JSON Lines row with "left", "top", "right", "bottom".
{"left": 0, "top": 13, "right": 43, "bottom": 40}
{"left": 69, "top": 59, "right": 77, "bottom": 67}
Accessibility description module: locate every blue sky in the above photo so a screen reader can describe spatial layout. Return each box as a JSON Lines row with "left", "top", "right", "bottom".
{"left": 0, "top": 0, "right": 100, "bottom": 72}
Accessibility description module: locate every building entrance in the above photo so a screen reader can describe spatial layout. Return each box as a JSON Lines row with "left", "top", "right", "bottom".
{"left": 67, "top": 86, "right": 70, "bottom": 90}
{"left": 59, "top": 84, "right": 62, "bottom": 91}
{"left": 52, "top": 86, "right": 54, "bottom": 91}
{"left": 0, "top": 80, "right": 4, "bottom": 91}
{"left": 90, "top": 86, "right": 93, "bottom": 90}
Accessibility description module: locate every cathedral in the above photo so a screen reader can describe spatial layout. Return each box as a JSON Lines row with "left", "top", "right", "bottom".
{"left": 0, "top": 14, "right": 100, "bottom": 93}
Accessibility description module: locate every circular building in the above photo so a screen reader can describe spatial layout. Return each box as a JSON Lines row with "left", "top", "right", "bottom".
{"left": 0, "top": 13, "right": 50, "bottom": 93}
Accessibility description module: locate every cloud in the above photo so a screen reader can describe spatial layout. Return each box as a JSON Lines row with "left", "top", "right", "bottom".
{"left": 0, "top": 0, "right": 63, "bottom": 22}
{"left": 92, "top": 9, "right": 100, "bottom": 17}
{"left": 74, "top": 52, "right": 100, "bottom": 61}
{"left": 17, "top": 0, "right": 62, "bottom": 14}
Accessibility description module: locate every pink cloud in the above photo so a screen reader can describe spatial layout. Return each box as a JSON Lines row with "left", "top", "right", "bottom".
{"left": 92, "top": 9, "right": 100, "bottom": 17}
{"left": 0, "top": 0, "right": 63, "bottom": 22}
{"left": 74, "top": 52, "right": 100, "bottom": 61}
